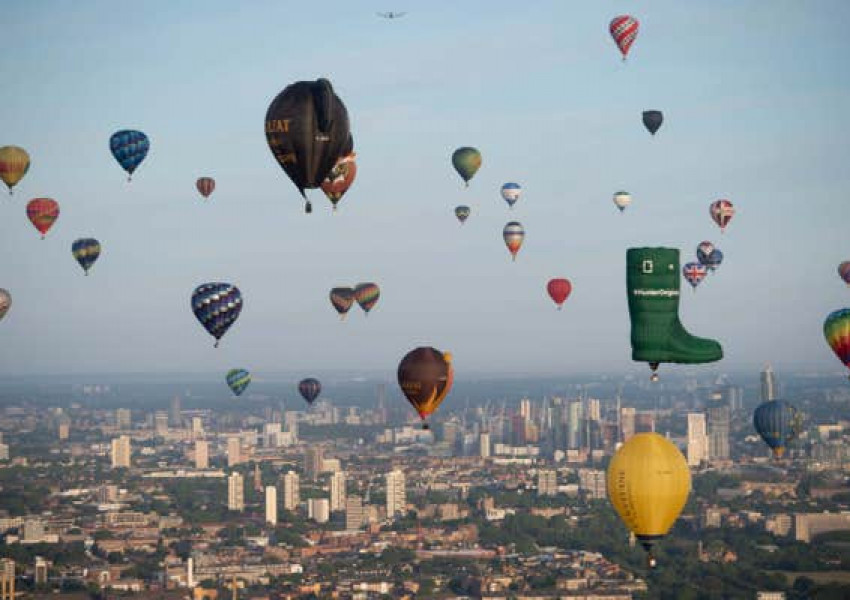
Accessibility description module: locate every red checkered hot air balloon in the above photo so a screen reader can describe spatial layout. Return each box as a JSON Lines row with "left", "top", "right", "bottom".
{"left": 26, "top": 198, "right": 59, "bottom": 239}
{"left": 547, "top": 278, "right": 572, "bottom": 310}
{"left": 610, "top": 15, "right": 639, "bottom": 61}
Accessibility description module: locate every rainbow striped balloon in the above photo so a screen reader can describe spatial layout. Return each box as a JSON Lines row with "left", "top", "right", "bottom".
{"left": 824, "top": 308, "right": 850, "bottom": 375}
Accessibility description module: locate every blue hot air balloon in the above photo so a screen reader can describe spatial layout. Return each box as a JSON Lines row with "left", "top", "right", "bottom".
{"left": 701, "top": 248, "right": 723, "bottom": 272}
{"left": 226, "top": 369, "right": 251, "bottom": 396}
{"left": 110, "top": 130, "right": 150, "bottom": 181}
{"left": 298, "top": 378, "right": 321, "bottom": 405}
{"left": 501, "top": 182, "right": 521, "bottom": 208}
{"left": 753, "top": 400, "right": 801, "bottom": 458}
{"left": 191, "top": 283, "right": 243, "bottom": 347}
{"left": 72, "top": 238, "right": 101, "bottom": 275}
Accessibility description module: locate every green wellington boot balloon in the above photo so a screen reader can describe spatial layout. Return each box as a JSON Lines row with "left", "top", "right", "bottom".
{"left": 627, "top": 247, "right": 723, "bottom": 380}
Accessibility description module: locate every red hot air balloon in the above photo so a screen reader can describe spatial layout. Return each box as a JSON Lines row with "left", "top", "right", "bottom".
{"left": 710, "top": 199, "right": 735, "bottom": 233}
{"left": 547, "top": 278, "right": 572, "bottom": 310}
{"left": 609, "top": 15, "right": 639, "bottom": 61}
{"left": 26, "top": 198, "right": 60, "bottom": 239}
{"left": 196, "top": 177, "right": 215, "bottom": 199}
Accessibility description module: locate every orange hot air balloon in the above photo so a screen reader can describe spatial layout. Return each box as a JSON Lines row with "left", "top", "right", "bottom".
{"left": 0, "top": 146, "right": 30, "bottom": 195}
{"left": 397, "top": 347, "right": 454, "bottom": 429}
{"left": 320, "top": 152, "right": 357, "bottom": 210}
{"left": 503, "top": 221, "right": 524, "bottom": 261}
{"left": 26, "top": 198, "right": 60, "bottom": 239}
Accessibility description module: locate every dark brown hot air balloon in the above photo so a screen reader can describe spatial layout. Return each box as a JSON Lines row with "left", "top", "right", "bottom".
{"left": 330, "top": 287, "right": 355, "bottom": 319}
{"left": 397, "top": 347, "right": 454, "bottom": 429}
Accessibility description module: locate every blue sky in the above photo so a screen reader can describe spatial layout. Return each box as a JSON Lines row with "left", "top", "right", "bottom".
{"left": 1, "top": 1, "right": 849, "bottom": 377}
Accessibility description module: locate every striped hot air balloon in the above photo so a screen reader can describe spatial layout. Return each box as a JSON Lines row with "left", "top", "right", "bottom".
{"left": 298, "top": 378, "right": 321, "bottom": 405}
{"left": 503, "top": 221, "right": 525, "bottom": 261}
{"left": 354, "top": 283, "right": 380, "bottom": 315}
{"left": 824, "top": 308, "right": 850, "bottom": 378}
{"left": 609, "top": 15, "right": 639, "bottom": 60}
{"left": 191, "top": 283, "right": 243, "bottom": 347}
{"left": 26, "top": 198, "right": 60, "bottom": 239}
{"left": 501, "top": 183, "right": 521, "bottom": 208}
{"left": 226, "top": 369, "right": 251, "bottom": 396}
{"left": 196, "top": 177, "right": 215, "bottom": 199}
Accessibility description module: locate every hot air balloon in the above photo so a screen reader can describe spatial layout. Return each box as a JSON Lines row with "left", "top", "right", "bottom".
{"left": 191, "top": 283, "right": 243, "bottom": 347}
{"left": 642, "top": 111, "right": 663, "bottom": 136}
{"left": 547, "top": 278, "right": 572, "bottom": 310}
{"left": 26, "top": 198, "right": 59, "bottom": 239}
{"left": 226, "top": 369, "right": 251, "bottom": 397}
{"left": 613, "top": 191, "right": 631, "bottom": 213}
{"left": 702, "top": 248, "right": 723, "bottom": 272}
{"left": 72, "top": 238, "right": 101, "bottom": 276}
{"left": 109, "top": 130, "right": 149, "bottom": 181}
{"left": 839, "top": 262, "right": 850, "bottom": 286}
{"left": 503, "top": 222, "right": 525, "bottom": 261}
{"left": 824, "top": 308, "right": 850, "bottom": 378}
{"left": 397, "top": 347, "right": 453, "bottom": 429}
{"left": 682, "top": 262, "right": 708, "bottom": 290}
{"left": 330, "top": 287, "right": 355, "bottom": 319}
{"left": 0, "top": 146, "right": 30, "bottom": 194}
{"left": 451, "top": 147, "right": 481, "bottom": 187}
{"left": 197, "top": 177, "right": 215, "bottom": 199}
{"left": 753, "top": 400, "right": 801, "bottom": 459}
{"left": 354, "top": 283, "right": 380, "bottom": 315}
{"left": 710, "top": 199, "right": 734, "bottom": 232}
{"left": 696, "top": 241, "right": 715, "bottom": 266}
{"left": 627, "top": 248, "right": 723, "bottom": 381}
{"left": 607, "top": 432, "right": 690, "bottom": 568}
{"left": 609, "top": 15, "right": 639, "bottom": 60}
{"left": 265, "top": 78, "right": 352, "bottom": 213}
{"left": 0, "top": 289, "right": 11, "bottom": 323}
{"left": 320, "top": 152, "right": 357, "bottom": 210}
{"left": 501, "top": 183, "right": 521, "bottom": 208}
{"left": 298, "top": 378, "right": 321, "bottom": 405}
{"left": 455, "top": 205, "right": 470, "bottom": 224}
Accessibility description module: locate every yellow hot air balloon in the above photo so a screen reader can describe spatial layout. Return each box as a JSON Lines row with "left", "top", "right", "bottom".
{"left": 0, "top": 146, "right": 30, "bottom": 194}
{"left": 607, "top": 432, "right": 690, "bottom": 568}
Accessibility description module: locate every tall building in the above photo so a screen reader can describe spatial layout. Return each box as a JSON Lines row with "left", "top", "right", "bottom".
{"left": 330, "top": 471, "right": 347, "bottom": 512}
{"left": 58, "top": 421, "right": 69, "bottom": 440}
{"left": 263, "top": 422, "right": 281, "bottom": 448}
{"left": 687, "top": 413, "right": 709, "bottom": 467}
{"left": 34, "top": 557, "right": 48, "bottom": 585}
{"left": 227, "top": 437, "right": 241, "bottom": 467}
{"left": 265, "top": 486, "right": 277, "bottom": 526}
{"left": 305, "top": 447, "right": 324, "bottom": 482}
{"left": 760, "top": 364, "right": 776, "bottom": 402}
{"left": 586, "top": 398, "right": 601, "bottom": 422}
{"left": 308, "top": 498, "right": 330, "bottom": 523}
{"left": 706, "top": 392, "right": 731, "bottom": 461}
{"left": 111, "top": 436, "right": 131, "bottom": 468}
{"left": 116, "top": 408, "right": 131, "bottom": 430}
{"left": 537, "top": 469, "right": 557, "bottom": 496}
{"left": 154, "top": 411, "right": 169, "bottom": 435}
{"left": 283, "top": 471, "right": 300, "bottom": 511}
{"left": 0, "top": 444, "right": 9, "bottom": 461}
{"left": 195, "top": 440, "right": 209, "bottom": 470}
{"left": 191, "top": 416, "right": 204, "bottom": 438}
{"left": 479, "top": 432, "right": 491, "bottom": 458}
{"left": 169, "top": 396, "right": 182, "bottom": 428}
{"left": 345, "top": 496, "right": 365, "bottom": 530}
{"left": 567, "top": 400, "right": 584, "bottom": 449}
{"left": 620, "top": 407, "right": 636, "bottom": 442}
{"left": 1, "top": 559, "right": 14, "bottom": 600}
{"left": 519, "top": 398, "right": 532, "bottom": 420}
{"left": 227, "top": 472, "right": 244, "bottom": 511}
{"left": 386, "top": 469, "right": 406, "bottom": 518}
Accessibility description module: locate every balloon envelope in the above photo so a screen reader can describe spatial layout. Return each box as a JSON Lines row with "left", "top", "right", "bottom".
{"left": 354, "top": 283, "right": 380, "bottom": 314}
{"left": 613, "top": 191, "right": 631, "bottom": 212}
{"left": 330, "top": 287, "right": 355, "bottom": 319}
{"left": 26, "top": 198, "right": 59, "bottom": 238}
{"left": 265, "top": 79, "right": 352, "bottom": 212}
{"left": 753, "top": 400, "right": 800, "bottom": 458}
{"left": 642, "top": 110, "right": 663, "bottom": 135}
{"left": 226, "top": 369, "right": 251, "bottom": 396}
{"left": 197, "top": 177, "right": 215, "bottom": 198}
{"left": 607, "top": 433, "right": 690, "bottom": 557}
{"left": 191, "top": 283, "right": 243, "bottom": 347}
{"left": 547, "top": 278, "right": 572, "bottom": 309}
{"left": 455, "top": 205, "right": 470, "bottom": 224}
{"left": 710, "top": 199, "right": 735, "bottom": 232}
{"left": 824, "top": 308, "right": 850, "bottom": 373}
{"left": 0, "top": 146, "right": 30, "bottom": 194}
{"left": 397, "top": 347, "right": 454, "bottom": 422}
{"left": 696, "top": 241, "right": 715, "bottom": 266}
{"left": 0, "top": 289, "right": 11, "bottom": 323}
{"left": 839, "top": 262, "right": 850, "bottom": 286}
{"left": 320, "top": 152, "right": 357, "bottom": 209}
{"left": 609, "top": 15, "right": 639, "bottom": 59}
{"left": 298, "top": 378, "right": 321, "bottom": 405}
{"left": 682, "top": 262, "right": 708, "bottom": 289}
{"left": 109, "top": 130, "right": 149, "bottom": 178}
{"left": 501, "top": 182, "right": 521, "bottom": 207}
{"left": 452, "top": 147, "right": 481, "bottom": 185}
{"left": 72, "top": 238, "right": 101, "bottom": 275}
{"left": 503, "top": 221, "right": 525, "bottom": 261}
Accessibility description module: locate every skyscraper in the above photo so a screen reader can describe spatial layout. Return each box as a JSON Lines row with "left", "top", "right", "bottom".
{"left": 537, "top": 469, "right": 557, "bottom": 496}
{"left": 479, "top": 432, "right": 491, "bottom": 458}
{"left": 620, "top": 407, "right": 636, "bottom": 442}
{"left": 227, "top": 437, "right": 241, "bottom": 467}
{"left": 519, "top": 398, "right": 532, "bottom": 420}
{"left": 227, "top": 473, "right": 244, "bottom": 511}
{"left": 111, "top": 436, "right": 130, "bottom": 468}
{"left": 116, "top": 408, "right": 131, "bottom": 430}
{"left": 330, "top": 471, "right": 347, "bottom": 512}
{"left": 169, "top": 395, "right": 182, "bottom": 428}
{"left": 305, "top": 447, "right": 324, "bottom": 482}
{"left": 687, "top": 413, "right": 709, "bottom": 467}
{"left": 265, "top": 486, "right": 277, "bottom": 526}
{"left": 386, "top": 469, "right": 406, "bottom": 518}
{"left": 283, "top": 471, "right": 300, "bottom": 511}
{"left": 191, "top": 416, "right": 204, "bottom": 438}
{"left": 707, "top": 392, "right": 731, "bottom": 461}
{"left": 154, "top": 411, "right": 169, "bottom": 435}
{"left": 760, "top": 364, "right": 776, "bottom": 402}
{"left": 567, "top": 400, "right": 584, "bottom": 449}
{"left": 345, "top": 496, "right": 365, "bottom": 530}
{"left": 195, "top": 440, "right": 209, "bottom": 470}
